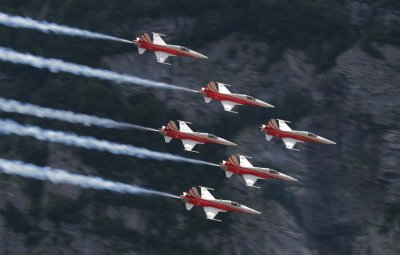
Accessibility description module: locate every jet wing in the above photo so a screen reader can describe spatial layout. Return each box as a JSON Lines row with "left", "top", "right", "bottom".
{"left": 282, "top": 138, "right": 297, "bottom": 149}
{"left": 221, "top": 100, "right": 240, "bottom": 112}
{"left": 217, "top": 83, "right": 231, "bottom": 94}
{"left": 154, "top": 51, "right": 174, "bottom": 64}
{"left": 152, "top": 33, "right": 166, "bottom": 45}
{"left": 204, "top": 207, "right": 224, "bottom": 221}
{"left": 200, "top": 187, "right": 215, "bottom": 200}
{"left": 243, "top": 174, "right": 259, "bottom": 187}
{"left": 178, "top": 121, "right": 193, "bottom": 133}
{"left": 239, "top": 155, "right": 253, "bottom": 167}
{"left": 278, "top": 120, "right": 292, "bottom": 131}
{"left": 182, "top": 139, "right": 199, "bottom": 152}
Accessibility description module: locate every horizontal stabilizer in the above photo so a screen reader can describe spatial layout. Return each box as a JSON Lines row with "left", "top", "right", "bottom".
{"left": 225, "top": 171, "right": 233, "bottom": 178}
{"left": 185, "top": 203, "right": 194, "bottom": 210}
{"left": 204, "top": 97, "right": 212, "bottom": 103}
{"left": 164, "top": 136, "right": 172, "bottom": 143}
{"left": 265, "top": 134, "right": 273, "bottom": 141}
{"left": 138, "top": 47, "right": 146, "bottom": 54}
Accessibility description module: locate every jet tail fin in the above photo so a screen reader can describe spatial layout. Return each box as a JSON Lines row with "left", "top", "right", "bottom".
{"left": 187, "top": 187, "right": 201, "bottom": 198}
{"left": 165, "top": 121, "right": 179, "bottom": 131}
{"left": 140, "top": 33, "right": 152, "bottom": 43}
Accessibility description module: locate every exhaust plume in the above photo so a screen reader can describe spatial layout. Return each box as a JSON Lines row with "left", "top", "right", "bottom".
{"left": 0, "top": 97, "right": 157, "bottom": 131}
{"left": 0, "top": 47, "right": 197, "bottom": 93}
{"left": 0, "top": 158, "right": 178, "bottom": 198}
{"left": 0, "top": 12, "right": 131, "bottom": 44}
{"left": 0, "top": 119, "right": 217, "bottom": 166}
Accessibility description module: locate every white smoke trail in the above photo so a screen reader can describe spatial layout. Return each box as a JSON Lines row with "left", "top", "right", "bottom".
{"left": 0, "top": 97, "right": 158, "bottom": 131}
{"left": 0, "top": 12, "right": 132, "bottom": 44}
{"left": 0, "top": 119, "right": 217, "bottom": 166}
{"left": 0, "top": 47, "right": 197, "bottom": 93}
{"left": 0, "top": 158, "right": 179, "bottom": 198}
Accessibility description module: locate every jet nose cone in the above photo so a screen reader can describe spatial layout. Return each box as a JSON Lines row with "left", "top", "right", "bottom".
{"left": 286, "top": 176, "right": 299, "bottom": 182}
{"left": 258, "top": 100, "right": 275, "bottom": 108}
{"left": 242, "top": 205, "right": 261, "bottom": 215}
{"left": 277, "top": 172, "right": 298, "bottom": 182}
{"left": 226, "top": 141, "right": 237, "bottom": 146}
{"left": 319, "top": 137, "right": 336, "bottom": 144}
{"left": 216, "top": 138, "right": 236, "bottom": 146}
{"left": 250, "top": 208, "right": 261, "bottom": 215}
{"left": 191, "top": 51, "right": 208, "bottom": 59}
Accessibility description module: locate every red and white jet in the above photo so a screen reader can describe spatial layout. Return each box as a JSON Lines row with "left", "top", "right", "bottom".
{"left": 180, "top": 186, "right": 261, "bottom": 222}
{"left": 133, "top": 32, "right": 208, "bottom": 65}
{"left": 259, "top": 119, "right": 336, "bottom": 151}
{"left": 220, "top": 154, "right": 298, "bottom": 188}
{"left": 159, "top": 120, "right": 236, "bottom": 152}
{"left": 199, "top": 82, "right": 275, "bottom": 113}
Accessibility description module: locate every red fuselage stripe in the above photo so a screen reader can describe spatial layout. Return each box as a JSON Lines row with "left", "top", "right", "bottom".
{"left": 264, "top": 128, "right": 319, "bottom": 143}
{"left": 163, "top": 130, "right": 222, "bottom": 145}
{"left": 138, "top": 41, "right": 195, "bottom": 58}
{"left": 224, "top": 163, "right": 281, "bottom": 180}
{"left": 185, "top": 196, "right": 247, "bottom": 214}
{"left": 203, "top": 90, "right": 261, "bottom": 106}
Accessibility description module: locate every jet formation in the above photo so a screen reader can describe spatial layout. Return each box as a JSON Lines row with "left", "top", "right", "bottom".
{"left": 118, "top": 33, "right": 337, "bottom": 220}
{"left": 0, "top": 25, "right": 337, "bottom": 222}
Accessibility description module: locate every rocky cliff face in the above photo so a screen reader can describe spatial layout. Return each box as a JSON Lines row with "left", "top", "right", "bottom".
{"left": 0, "top": 7, "right": 400, "bottom": 255}
{"left": 103, "top": 30, "right": 400, "bottom": 254}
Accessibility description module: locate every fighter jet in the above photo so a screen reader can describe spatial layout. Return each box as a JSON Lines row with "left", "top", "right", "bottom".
{"left": 180, "top": 186, "right": 261, "bottom": 222}
{"left": 220, "top": 154, "right": 298, "bottom": 188}
{"left": 132, "top": 32, "right": 208, "bottom": 65}
{"left": 259, "top": 119, "right": 336, "bottom": 151}
{"left": 199, "top": 82, "right": 274, "bottom": 113}
{"left": 159, "top": 120, "right": 236, "bottom": 153}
